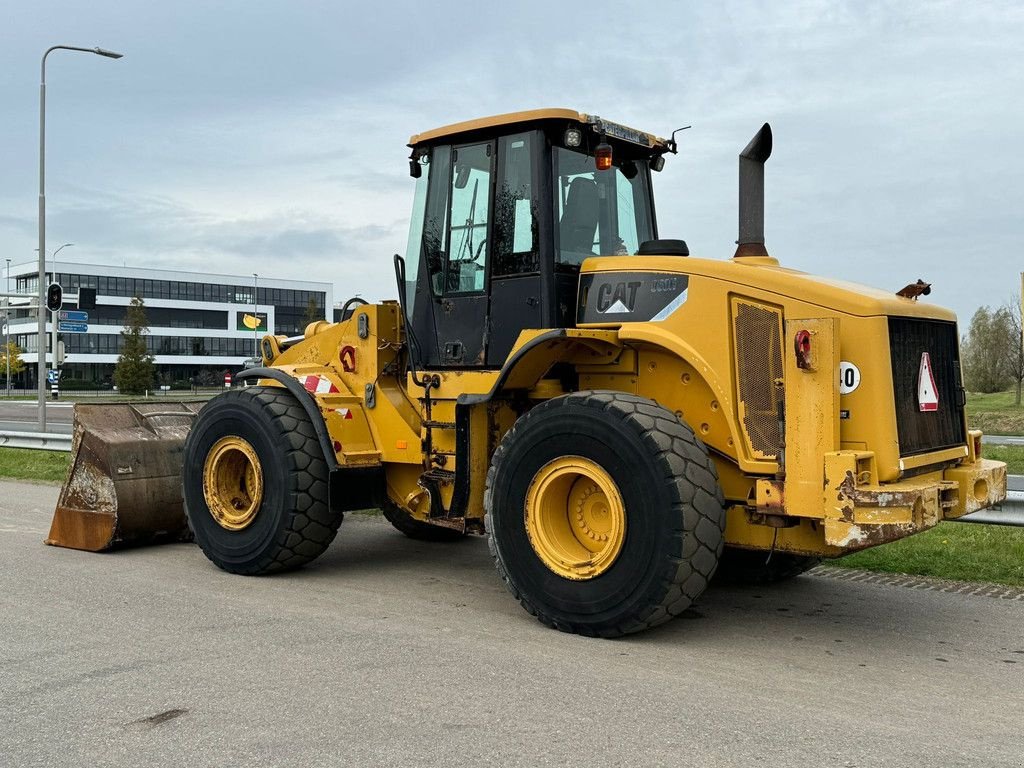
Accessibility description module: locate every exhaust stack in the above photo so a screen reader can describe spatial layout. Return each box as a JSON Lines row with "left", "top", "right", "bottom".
{"left": 734, "top": 123, "right": 773, "bottom": 258}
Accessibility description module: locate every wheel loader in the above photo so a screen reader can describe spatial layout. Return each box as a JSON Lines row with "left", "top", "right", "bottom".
{"left": 47, "top": 108, "right": 1007, "bottom": 637}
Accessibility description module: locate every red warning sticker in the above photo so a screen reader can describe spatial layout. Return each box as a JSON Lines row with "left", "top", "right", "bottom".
{"left": 918, "top": 352, "right": 939, "bottom": 412}
{"left": 300, "top": 375, "right": 340, "bottom": 395}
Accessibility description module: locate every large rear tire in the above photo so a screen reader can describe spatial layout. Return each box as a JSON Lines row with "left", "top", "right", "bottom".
{"left": 485, "top": 391, "right": 725, "bottom": 637}
{"left": 183, "top": 386, "right": 342, "bottom": 575}
{"left": 381, "top": 500, "right": 465, "bottom": 542}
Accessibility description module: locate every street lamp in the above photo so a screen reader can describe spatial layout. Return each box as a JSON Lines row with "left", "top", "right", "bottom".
{"left": 38, "top": 45, "right": 123, "bottom": 430}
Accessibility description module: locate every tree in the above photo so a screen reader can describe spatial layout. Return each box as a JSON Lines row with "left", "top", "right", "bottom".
{"left": 1, "top": 340, "right": 25, "bottom": 383}
{"left": 302, "top": 297, "right": 322, "bottom": 327}
{"left": 1002, "top": 300, "right": 1024, "bottom": 405}
{"left": 961, "top": 305, "right": 1015, "bottom": 395}
{"left": 113, "top": 296, "right": 155, "bottom": 395}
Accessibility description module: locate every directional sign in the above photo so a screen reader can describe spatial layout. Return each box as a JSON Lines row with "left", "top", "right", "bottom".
{"left": 57, "top": 321, "right": 88, "bottom": 334}
{"left": 58, "top": 310, "right": 88, "bottom": 323}
{"left": 47, "top": 369, "right": 60, "bottom": 384}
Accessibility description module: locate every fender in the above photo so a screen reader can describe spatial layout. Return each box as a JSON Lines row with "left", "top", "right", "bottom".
{"left": 235, "top": 366, "right": 339, "bottom": 472}
{"left": 458, "top": 328, "right": 622, "bottom": 406}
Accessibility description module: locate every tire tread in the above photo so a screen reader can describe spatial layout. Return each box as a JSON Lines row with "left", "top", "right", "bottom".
{"left": 185, "top": 386, "right": 341, "bottom": 575}
{"left": 484, "top": 390, "right": 725, "bottom": 636}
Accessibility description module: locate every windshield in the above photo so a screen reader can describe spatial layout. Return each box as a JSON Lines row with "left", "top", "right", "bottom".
{"left": 554, "top": 146, "right": 655, "bottom": 268}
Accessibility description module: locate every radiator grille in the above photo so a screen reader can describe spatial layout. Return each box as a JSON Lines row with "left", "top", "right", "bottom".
{"left": 888, "top": 317, "right": 966, "bottom": 456}
{"left": 734, "top": 299, "right": 783, "bottom": 458}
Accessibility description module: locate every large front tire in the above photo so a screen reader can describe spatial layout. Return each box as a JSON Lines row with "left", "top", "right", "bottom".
{"left": 183, "top": 387, "right": 342, "bottom": 575}
{"left": 485, "top": 391, "right": 725, "bottom": 637}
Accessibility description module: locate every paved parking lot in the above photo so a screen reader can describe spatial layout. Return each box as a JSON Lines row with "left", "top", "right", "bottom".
{"left": 2, "top": 479, "right": 1022, "bottom": 767}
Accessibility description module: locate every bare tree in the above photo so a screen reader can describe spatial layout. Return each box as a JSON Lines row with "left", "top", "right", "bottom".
{"left": 962, "top": 305, "right": 1015, "bottom": 394}
{"left": 1002, "top": 299, "right": 1024, "bottom": 405}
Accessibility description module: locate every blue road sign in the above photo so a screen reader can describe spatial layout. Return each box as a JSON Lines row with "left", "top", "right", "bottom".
{"left": 57, "top": 321, "right": 88, "bottom": 334}
{"left": 58, "top": 310, "right": 88, "bottom": 322}
{"left": 47, "top": 369, "right": 60, "bottom": 384}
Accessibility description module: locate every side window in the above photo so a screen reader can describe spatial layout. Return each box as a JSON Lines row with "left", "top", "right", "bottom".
{"left": 443, "top": 142, "right": 492, "bottom": 294}
{"left": 493, "top": 132, "right": 538, "bottom": 275}
{"left": 615, "top": 172, "right": 640, "bottom": 255}
{"left": 555, "top": 149, "right": 601, "bottom": 267}
{"left": 403, "top": 150, "right": 431, "bottom": 314}
{"left": 422, "top": 146, "right": 452, "bottom": 295}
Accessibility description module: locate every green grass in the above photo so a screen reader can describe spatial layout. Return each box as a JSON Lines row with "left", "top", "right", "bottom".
{"left": 829, "top": 522, "right": 1024, "bottom": 587}
{"left": 0, "top": 447, "right": 71, "bottom": 483}
{"left": 980, "top": 444, "right": 1024, "bottom": 474}
{"left": 966, "top": 389, "right": 1024, "bottom": 435}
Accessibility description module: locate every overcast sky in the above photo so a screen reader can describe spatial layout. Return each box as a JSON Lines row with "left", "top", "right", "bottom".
{"left": 1, "top": 1, "right": 1021, "bottom": 324}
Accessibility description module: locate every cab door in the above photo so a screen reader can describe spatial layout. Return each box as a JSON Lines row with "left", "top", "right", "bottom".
{"left": 429, "top": 140, "right": 494, "bottom": 367}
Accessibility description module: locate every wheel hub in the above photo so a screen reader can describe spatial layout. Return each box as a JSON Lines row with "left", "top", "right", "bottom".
{"left": 203, "top": 436, "right": 264, "bottom": 531}
{"left": 524, "top": 456, "right": 626, "bottom": 580}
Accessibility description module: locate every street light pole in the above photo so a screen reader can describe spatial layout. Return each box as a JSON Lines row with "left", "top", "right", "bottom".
{"left": 253, "top": 273, "right": 259, "bottom": 358}
{"left": 37, "top": 44, "right": 122, "bottom": 431}
{"left": 4, "top": 258, "right": 9, "bottom": 398}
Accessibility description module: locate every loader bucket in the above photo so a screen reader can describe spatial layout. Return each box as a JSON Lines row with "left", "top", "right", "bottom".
{"left": 46, "top": 401, "right": 206, "bottom": 552}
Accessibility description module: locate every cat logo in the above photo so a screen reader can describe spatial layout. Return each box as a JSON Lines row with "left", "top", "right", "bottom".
{"left": 597, "top": 281, "right": 642, "bottom": 313}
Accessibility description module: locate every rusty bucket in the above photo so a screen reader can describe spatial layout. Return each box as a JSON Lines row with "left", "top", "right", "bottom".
{"left": 46, "top": 401, "right": 205, "bottom": 552}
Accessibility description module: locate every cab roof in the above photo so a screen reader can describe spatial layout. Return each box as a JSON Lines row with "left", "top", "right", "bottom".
{"left": 408, "top": 108, "right": 670, "bottom": 151}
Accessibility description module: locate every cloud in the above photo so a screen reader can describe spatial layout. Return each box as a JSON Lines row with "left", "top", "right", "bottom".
{"left": 1, "top": 0, "right": 1022, "bottom": 320}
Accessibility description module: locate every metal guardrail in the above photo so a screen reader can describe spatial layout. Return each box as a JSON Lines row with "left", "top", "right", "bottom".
{"left": 0, "top": 430, "right": 73, "bottom": 452}
{"left": 957, "top": 490, "right": 1024, "bottom": 527}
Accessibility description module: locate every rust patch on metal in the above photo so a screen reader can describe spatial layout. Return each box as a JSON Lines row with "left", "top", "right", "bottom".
{"left": 47, "top": 401, "right": 203, "bottom": 552}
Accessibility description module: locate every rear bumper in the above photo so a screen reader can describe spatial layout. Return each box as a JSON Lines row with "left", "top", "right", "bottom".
{"left": 820, "top": 454, "right": 1007, "bottom": 551}
{"left": 943, "top": 459, "right": 1008, "bottom": 518}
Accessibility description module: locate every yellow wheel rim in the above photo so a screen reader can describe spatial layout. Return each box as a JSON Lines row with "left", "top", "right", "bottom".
{"left": 202, "top": 436, "right": 264, "bottom": 531}
{"left": 524, "top": 456, "right": 626, "bottom": 580}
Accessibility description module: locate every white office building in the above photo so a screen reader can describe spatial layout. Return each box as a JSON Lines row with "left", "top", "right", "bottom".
{"left": 2, "top": 261, "right": 333, "bottom": 388}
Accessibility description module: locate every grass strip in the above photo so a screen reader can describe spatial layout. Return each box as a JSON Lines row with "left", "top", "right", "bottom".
{"left": 0, "top": 448, "right": 71, "bottom": 483}
{"left": 967, "top": 390, "right": 1024, "bottom": 435}
{"left": 828, "top": 521, "right": 1024, "bottom": 588}
{"left": 981, "top": 444, "right": 1024, "bottom": 474}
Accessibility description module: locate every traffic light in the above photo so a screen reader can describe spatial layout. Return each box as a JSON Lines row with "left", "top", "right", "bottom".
{"left": 78, "top": 287, "right": 96, "bottom": 310}
{"left": 45, "top": 282, "right": 63, "bottom": 312}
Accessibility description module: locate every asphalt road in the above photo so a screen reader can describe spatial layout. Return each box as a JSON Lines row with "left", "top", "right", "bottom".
{"left": 0, "top": 400, "right": 74, "bottom": 434}
{"left": 2, "top": 481, "right": 1023, "bottom": 768}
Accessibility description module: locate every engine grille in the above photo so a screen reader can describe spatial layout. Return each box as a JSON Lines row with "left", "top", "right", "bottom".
{"left": 888, "top": 317, "right": 966, "bottom": 456}
{"left": 733, "top": 299, "right": 783, "bottom": 459}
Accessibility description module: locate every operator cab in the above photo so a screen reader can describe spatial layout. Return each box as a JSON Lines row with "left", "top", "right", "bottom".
{"left": 401, "top": 109, "right": 672, "bottom": 368}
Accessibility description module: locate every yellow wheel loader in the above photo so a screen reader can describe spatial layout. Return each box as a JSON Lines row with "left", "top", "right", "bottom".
{"left": 48, "top": 109, "right": 1007, "bottom": 637}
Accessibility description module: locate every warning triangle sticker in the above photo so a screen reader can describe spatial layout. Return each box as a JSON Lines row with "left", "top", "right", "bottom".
{"left": 599, "top": 299, "right": 631, "bottom": 314}
{"left": 918, "top": 352, "right": 939, "bottom": 412}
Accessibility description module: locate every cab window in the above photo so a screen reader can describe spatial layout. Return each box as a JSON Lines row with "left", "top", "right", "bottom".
{"left": 442, "top": 142, "right": 493, "bottom": 293}
{"left": 554, "top": 146, "right": 654, "bottom": 268}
